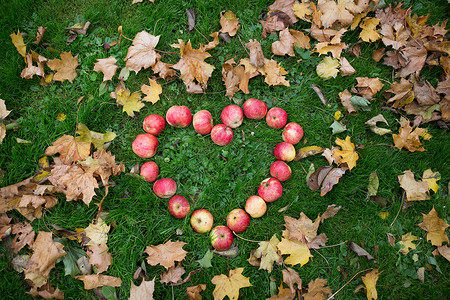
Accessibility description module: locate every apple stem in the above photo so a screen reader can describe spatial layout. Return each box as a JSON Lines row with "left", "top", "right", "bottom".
{"left": 232, "top": 232, "right": 262, "bottom": 243}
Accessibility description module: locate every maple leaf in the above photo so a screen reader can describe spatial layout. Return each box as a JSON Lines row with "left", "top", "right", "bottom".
{"left": 422, "top": 169, "right": 440, "bottom": 193}
{"left": 200, "top": 32, "right": 220, "bottom": 52}
{"left": 0, "top": 213, "right": 11, "bottom": 239}
{"left": 76, "top": 274, "right": 122, "bottom": 289}
{"left": 303, "top": 278, "right": 332, "bottom": 300}
{"left": 380, "top": 23, "right": 410, "bottom": 50}
{"left": 284, "top": 213, "right": 319, "bottom": 245}
{"left": 145, "top": 240, "right": 187, "bottom": 269}
{"left": 361, "top": 269, "right": 380, "bottom": 300}
{"left": 187, "top": 284, "right": 206, "bottom": 300}
{"left": 277, "top": 237, "right": 312, "bottom": 266}
{"left": 28, "top": 283, "right": 64, "bottom": 300}
{"left": 392, "top": 117, "right": 427, "bottom": 152}
{"left": 86, "top": 243, "right": 112, "bottom": 273}
{"left": 316, "top": 56, "right": 339, "bottom": 79}
{"left": 129, "top": 278, "right": 155, "bottom": 300}
{"left": 436, "top": 246, "right": 450, "bottom": 262}
{"left": 222, "top": 59, "right": 250, "bottom": 98}
{"left": 332, "top": 136, "right": 359, "bottom": 170}
{"left": 339, "top": 89, "right": 357, "bottom": 113}
{"left": 264, "top": 59, "right": 290, "bottom": 86}
{"left": 47, "top": 52, "right": 79, "bottom": 83}
{"left": 45, "top": 134, "right": 91, "bottom": 164}
{"left": 269, "top": 0, "right": 298, "bottom": 24}
{"left": 289, "top": 29, "right": 311, "bottom": 49}
{"left": 171, "top": 39, "right": 215, "bottom": 93}
{"left": 272, "top": 28, "right": 295, "bottom": 56}
{"left": 293, "top": 1, "right": 313, "bottom": 22}
{"left": 10, "top": 31, "right": 26, "bottom": 57}
{"left": 398, "top": 232, "right": 418, "bottom": 254}
{"left": 417, "top": 207, "right": 449, "bottom": 246}
{"left": 33, "top": 26, "right": 47, "bottom": 45}
{"left": 211, "top": 267, "right": 252, "bottom": 300}
{"left": 252, "top": 234, "right": 282, "bottom": 273}
{"left": 339, "top": 57, "right": 356, "bottom": 76}
{"left": 267, "top": 284, "right": 294, "bottom": 300}
{"left": 319, "top": 0, "right": 355, "bottom": 28}
{"left": 220, "top": 11, "right": 240, "bottom": 37}
{"left": 398, "top": 46, "right": 427, "bottom": 78}
{"left": 152, "top": 60, "right": 177, "bottom": 79}
{"left": 76, "top": 123, "right": 117, "bottom": 151}
{"left": 21, "top": 53, "right": 46, "bottom": 79}
{"left": 246, "top": 39, "right": 265, "bottom": 68}
{"left": 11, "top": 222, "right": 35, "bottom": 253}
{"left": 360, "top": 17, "right": 381, "bottom": 42}
{"left": 125, "top": 31, "right": 161, "bottom": 73}
{"left": 141, "top": 78, "right": 162, "bottom": 104}
{"left": 84, "top": 217, "right": 110, "bottom": 245}
{"left": 355, "top": 77, "right": 383, "bottom": 99}
{"left": 282, "top": 267, "right": 302, "bottom": 295}
{"left": 398, "top": 170, "right": 429, "bottom": 202}
{"left": 413, "top": 80, "right": 440, "bottom": 106}
{"left": 93, "top": 57, "right": 118, "bottom": 81}
{"left": 160, "top": 265, "right": 185, "bottom": 284}
{"left": 24, "top": 231, "right": 66, "bottom": 288}
{"left": 116, "top": 87, "right": 144, "bottom": 117}
{"left": 385, "top": 78, "right": 414, "bottom": 108}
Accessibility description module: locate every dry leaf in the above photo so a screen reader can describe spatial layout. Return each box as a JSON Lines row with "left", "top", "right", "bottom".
{"left": 264, "top": 59, "right": 290, "bottom": 86}
{"left": 33, "top": 26, "right": 46, "bottom": 45}
{"left": 125, "top": 31, "right": 161, "bottom": 73}
{"left": 277, "top": 238, "right": 312, "bottom": 266}
{"left": 332, "top": 136, "right": 359, "bottom": 170}
{"left": 385, "top": 78, "right": 414, "bottom": 108}
{"left": 201, "top": 32, "right": 220, "bottom": 52}
{"left": 303, "top": 278, "right": 331, "bottom": 300}
{"left": 319, "top": 0, "right": 358, "bottom": 28}
{"left": 365, "top": 114, "right": 392, "bottom": 135}
{"left": 267, "top": 284, "right": 293, "bottom": 300}
{"left": 222, "top": 59, "right": 250, "bottom": 98}
{"left": 386, "top": 233, "right": 396, "bottom": 247}
{"left": 289, "top": 29, "right": 310, "bottom": 49}
{"left": 116, "top": 87, "right": 144, "bottom": 117}
{"left": 220, "top": 11, "right": 240, "bottom": 37}
{"left": 0, "top": 213, "right": 11, "bottom": 239}
{"left": 339, "top": 89, "right": 357, "bottom": 113}
{"left": 10, "top": 31, "right": 26, "bottom": 57}
{"left": 321, "top": 167, "right": 347, "bottom": 196}
{"left": 246, "top": 39, "right": 265, "bottom": 68}
{"left": 272, "top": 28, "right": 295, "bottom": 57}
{"left": 269, "top": 0, "right": 298, "bottom": 24}
{"left": 437, "top": 246, "right": 450, "bottom": 262}
{"left": 359, "top": 17, "right": 381, "bottom": 42}
{"left": 252, "top": 234, "right": 282, "bottom": 273}
{"left": 417, "top": 207, "right": 449, "bottom": 246}
{"left": 211, "top": 267, "right": 252, "bottom": 300}
{"left": 93, "top": 57, "right": 118, "bottom": 81}
{"left": 186, "top": 8, "right": 195, "bottom": 32}
{"left": 293, "top": 1, "right": 313, "bottom": 22}
{"left": 316, "top": 56, "right": 339, "bottom": 79}
{"left": 84, "top": 217, "right": 110, "bottom": 245}
{"left": 47, "top": 52, "right": 79, "bottom": 83}
{"left": 355, "top": 77, "right": 383, "bottom": 99}
{"left": 76, "top": 274, "right": 122, "bottom": 290}
{"left": 152, "top": 60, "right": 177, "bottom": 79}
{"left": 393, "top": 117, "right": 427, "bottom": 152}
{"left": 284, "top": 213, "right": 319, "bottom": 245}
{"left": 160, "top": 265, "right": 185, "bottom": 284}
{"left": 349, "top": 242, "right": 376, "bottom": 262}
{"left": 11, "top": 222, "right": 35, "bottom": 253}
{"left": 422, "top": 169, "right": 440, "bottom": 193}
{"left": 45, "top": 134, "right": 91, "bottom": 164}
{"left": 361, "top": 269, "right": 380, "bottom": 300}
{"left": 398, "top": 233, "right": 418, "bottom": 254}
{"left": 398, "top": 170, "right": 430, "bottom": 202}
{"left": 21, "top": 54, "right": 46, "bottom": 79}
{"left": 282, "top": 267, "right": 302, "bottom": 295}
{"left": 398, "top": 46, "right": 427, "bottom": 78}
{"left": 308, "top": 166, "right": 332, "bottom": 191}
{"left": 261, "top": 10, "right": 292, "bottom": 39}
{"left": 86, "top": 243, "right": 112, "bottom": 273}
{"left": 129, "top": 278, "right": 155, "bottom": 300}
{"left": 295, "top": 146, "right": 324, "bottom": 160}
{"left": 145, "top": 240, "right": 187, "bottom": 269}
{"left": 187, "top": 284, "right": 206, "bottom": 300}
{"left": 28, "top": 283, "right": 64, "bottom": 299}
{"left": 141, "top": 78, "right": 162, "bottom": 104}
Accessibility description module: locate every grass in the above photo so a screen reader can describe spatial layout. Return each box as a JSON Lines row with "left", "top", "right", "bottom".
{"left": 1, "top": 0, "right": 449, "bottom": 299}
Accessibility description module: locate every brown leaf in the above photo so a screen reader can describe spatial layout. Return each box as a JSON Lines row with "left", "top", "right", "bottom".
{"left": 187, "top": 284, "right": 206, "bottom": 300}
{"left": 24, "top": 231, "right": 66, "bottom": 288}
{"left": 380, "top": 23, "right": 410, "bottom": 50}
{"left": 0, "top": 213, "right": 11, "bottom": 239}
{"left": 372, "top": 48, "right": 385, "bottom": 62}
{"left": 160, "top": 265, "right": 185, "bottom": 284}
{"left": 398, "top": 46, "right": 427, "bottom": 78}
{"left": 289, "top": 29, "right": 310, "bottom": 49}
{"left": 339, "top": 57, "right": 356, "bottom": 76}
{"left": 220, "top": 11, "right": 240, "bottom": 37}
{"left": 11, "top": 222, "right": 35, "bottom": 253}
{"left": 87, "top": 243, "right": 112, "bottom": 273}
{"left": 33, "top": 26, "right": 47, "bottom": 45}
{"left": 269, "top": 0, "right": 298, "bottom": 24}
{"left": 76, "top": 274, "right": 122, "bottom": 290}
{"left": 355, "top": 77, "right": 384, "bottom": 99}
{"left": 386, "top": 233, "right": 396, "bottom": 247}
{"left": 319, "top": 0, "right": 356, "bottom": 28}
{"left": 129, "top": 278, "right": 155, "bottom": 300}
{"left": 319, "top": 204, "right": 342, "bottom": 222}
{"left": 398, "top": 170, "right": 429, "bottom": 202}
{"left": 45, "top": 134, "right": 91, "bottom": 164}
{"left": 417, "top": 207, "right": 449, "bottom": 246}
{"left": 284, "top": 213, "right": 320, "bottom": 245}
{"left": 303, "top": 278, "right": 332, "bottom": 300}
{"left": 320, "top": 167, "right": 347, "bottom": 196}
{"left": 413, "top": 80, "right": 440, "bottom": 106}
{"left": 339, "top": 89, "right": 357, "bottom": 113}
{"left": 152, "top": 60, "right": 177, "bottom": 79}
{"left": 211, "top": 268, "right": 252, "bottom": 300}
{"left": 392, "top": 117, "right": 427, "bottom": 152}
{"left": 47, "top": 52, "right": 79, "bottom": 83}
{"left": 267, "top": 284, "right": 294, "bottom": 300}
{"left": 437, "top": 246, "right": 450, "bottom": 262}
{"left": 264, "top": 59, "right": 290, "bottom": 87}
{"left": 222, "top": 59, "right": 250, "bottom": 98}
{"left": 94, "top": 57, "right": 118, "bottom": 81}
{"left": 186, "top": 9, "right": 195, "bottom": 32}
{"left": 145, "top": 240, "right": 187, "bottom": 269}
{"left": 272, "top": 28, "right": 295, "bottom": 56}
{"left": 246, "top": 39, "right": 265, "bottom": 68}
{"left": 125, "top": 31, "right": 161, "bottom": 73}
{"left": 261, "top": 10, "right": 292, "bottom": 40}
{"left": 282, "top": 267, "right": 302, "bottom": 295}
{"left": 349, "top": 242, "right": 376, "bottom": 263}
{"left": 21, "top": 54, "right": 46, "bottom": 79}
{"left": 28, "top": 283, "right": 64, "bottom": 299}
{"left": 308, "top": 166, "right": 332, "bottom": 191}
{"left": 65, "top": 21, "right": 90, "bottom": 35}
{"left": 10, "top": 31, "right": 26, "bottom": 57}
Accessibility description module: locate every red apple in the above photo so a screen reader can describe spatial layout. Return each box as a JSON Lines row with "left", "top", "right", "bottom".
{"left": 211, "top": 124, "right": 233, "bottom": 146}
{"left": 221, "top": 105, "right": 244, "bottom": 128}
{"left": 243, "top": 98, "right": 267, "bottom": 120}
{"left": 140, "top": 161, "right": 159, "bottom": 183}
{"left": 270, "top": 161, "right": 292, "bottom": 182}
{"left": 190, "top": 209, "right": 214, "bottom": 233}
{"left": 258, "top": 177, "right": 283, "bottom": 202}
{"left": 168, "top": 195, "right": 190, "bottom": 219}
{"left": 273, "top": 142, "right": 296, "bottom": 162}
{"left": 193, "top": 110, "right": 214, "bottom": 135}
{"left": 227, "top": 209, "right": 250, "bottom": 233}
{"left": 132, "top": 133, "right": 158, "bottom": 158}
{"left": 210, "top": 225, "right": 233, "bottom": 251}
{"left": 266, "top": 107, "right": 288, "bottom": 129}
{"left": 143, "top": 114, "right": 166, "bottom": 136}
{"left": 153, "top": 178, "right": 177, "bottom": 198}
{"left": 245, "top": 195, "right": 267, "bottom": 218}
{"left": 166, "top": 105, "right": 192, "bottom": 128}
{"left": 282, "top": 122, "right": 303, "bottom": 145}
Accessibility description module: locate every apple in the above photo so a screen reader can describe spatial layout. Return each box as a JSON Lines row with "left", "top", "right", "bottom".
{"left": 273, "top": 142, "right": 296, "bottom": 162}
{"left": 190, "top": 209, "right": 214, "bottom": 233}
{"left": 245, "top": 195, "right": 267, "bottom": 218}
{"left": 282, "top": 122, "right": 303, "bottom": 145}
{"left": 211, "top": 124, "right": 233, "bottom": 146}
{"left": 143, "top": 114, "right": 166, "bottom": 136}
{"left": 221, "top": 105, "right": 244, "bottom": 128}
{"left": 266, "top": 107, "right": 288, "bottom": 129}
{"left": 168, "top": 195, "right": 190, "bottom": 219}
{"left": 258, "top": 177, "right": 283, "bottom": 202}
{"left": 166, "top": 105, "right": 192, "bottom": 128}
{"left": 210, "top": 225, "right": 233, "bottom": 251}
{"left": 227, "top": 209, "right": 250, "bottom": 233}
{"left": 153, "top": 178, "right": 177, "bottom": 198}
{"left": 243, "top": 98, "right": 268, "bottom": 120}
{"left": 132, "top": 133, "right": 158, "bottom": 158}
{"left": 193, "top": 110, "right": 214, "bottom": 135}
{"left": 140, "top": 161, "right": 159, "bottom": 182}
{"left": 270, "top": 161, "right": 292, "bottom": 182}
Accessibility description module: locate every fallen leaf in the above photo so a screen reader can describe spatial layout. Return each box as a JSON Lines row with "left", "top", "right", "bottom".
{"left": 21, "top": 54, "right": 45, "bottom": 79}
{"left": 436, "top": 246, "right": 450, "bottom": 262}
{"left": 252, "top": 234, "right": 282, "bottom": 273}
{"left": 220, "top": 11, "right": 240, "bottom": 37}
{"left": 321, "top": 167, "right": 347, "bottom": 196}
{"left": 316, "top": 56, "right": 339, "bottom": 79}
{"left": 367, "top": 171, "right": 379, "bottom": 197}
{"left": 86, "top": 243, "right": 112, "bottom": 273}
{"left": 28, "top": 283, "right": 64, "bottom": 300}
{"left": 211, "top": 267, "right": 252, "bottom": 300}
{"left": 187, "top": 284, "right": 206, "bottom": 300}
{"left": 339, "top": 89, "right": 357, "bottom": 113}
{"left": 267, "top": 284, "right": 293, "bottom": 300}
{"left": 398, "top": 46, "right": 427, "bottom": 78}
{"left": 365, "top": 114, "right": 392, "bottom": 135}
{"left": 160, "top": 265, "right": 185, "bottom": 284}
{"left": 152, "top": 60, "right": 177, "bottom": 79}
{"left": 186, "top": 8, "right": 195, "bottom": 32}
{"left": 355, "top": 77, "right": 383, "bottom": 99}
{"left": 11, "top": 222, "right": 35, "bottom": 253}
{"left": 310, "top": 84, "right": 328, "bottom": 105}
{"left": 197, "top": 249, "right": 213, "bottom": 268}
{"left": 289, "top": 29, "right": 310, "bottom": 49}
{"left": 359, "top": 17, "right": 381, "bottom": 42}
{"left": 125, "top": 31, "right": 161, "bottom": 73}
{"left": 116, "top": 87, "right": 144, "bottom": 117}
{"left": 422, "top": 169, "right": 440, "bottom": 193}
{"left": 33, "top": 26, "right": 47, "bottom": 45}
{"left": 272, "top": 28, "right": 295, "bottom": 56}
{"left": 330, "top": 120, "right": 346, "bottom": 134}
{"left": 308, "top": 166, "right": 332, "bottom": 191}
{"left": 200, "top": 32, "right": 220, "bottom": 51}
{"left": 93, "top": 57, "right": 118, "bottom": 81}
{"left": 398, "top": 233, "right": 418, "bottom": 254}
{"left": 295, "top": 146, "right": 324, "bottom": 160}
{"left": 222, "top": 59, "right": 250, "bottom": 98}
{"left": 372, "top": 48, "right": 385, "bottom": 62}
{"left": 65, "top": 21, "right": 90, "bottom": 35}
{"left": 361, "top": 269, "right": 380, "bottom": 300}
{"left": 332, "top": 136, "right": 359, "bottom": 170}
{"left": 393, "top": 117, "right": 427, "bottom": 152}
{"left": 263, "top": 59, "right": 290, "bottom": 87}
{"left": 0, "top": 213, "right": 11, "bottom": 239}
{"left": 269, "top": 0, "right": 298, "bottom": 24}
{"left": 319, "top": 0, "right": 358, "bottom": 28}
{"left": 417, "top": 267, "right": 425, "bottom": 283}
{"left": 261, "top": 10, "right": 292, "bottom": 39}
{"left": 339, "top": 57, "right": 356, "bottom": 76}
{"left": 76, "top": 274, "right": 122, "bottom": 290}
{"left": 214, "top": 246, "right": 239, "bottom": 258}
{"left": 398, "top": 170, "right": 430, "bottom": 202}
{"left": 47, "top": 52, "right": 79, "bottom": 83}
{"left": 145, "top": 240, "right": 187, "bottom": 269}
{"left": 76, "top": 123, "right": 117, "bottom": 151}
{"left": 246, "top": 39, "right": 265, "bottom": 68}
{"left": 386, "top": 233, "right": 396, "bottom": 247}
{"left": 417, "top": 207, "right": 449, "bottom": 246}
{"left": 129, "top": 278, "right": 155, "bottom": 300}
{"left": 10, "top": 31, "right": 26, "bottom": 57}
{"left": 141, "top": 78, "right": 162, "bottom": 104}
{"left": 282, "top": 267, "right": 302, "bottom": 295}
{"left": 303, "top": 278, "right": 331, "bottom": 300}
{"left": 277, "top": 238, "right": 312, "bottom": 266}
{"left": 293, "top": 1, "right": 313, "bottom": 22}
{"left": 349, "top": 242, "right": 376, "bottom": 262}
{"left": 84, "top": 217, "right": 110, "bottom": 245}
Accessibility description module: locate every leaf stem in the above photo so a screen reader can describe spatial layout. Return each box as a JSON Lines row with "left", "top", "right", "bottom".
{"left": 326, "top": 268, "right": 373, "bottom": 300}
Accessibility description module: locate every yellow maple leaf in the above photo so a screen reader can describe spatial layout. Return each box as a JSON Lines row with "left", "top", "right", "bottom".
{"left": 332, "top": 136, "right": 359, "bottom": 170}
{"left": 422, "top": 169, "right": 440, "bottom": 193}
{"left": 277, "top": 238, "right": 312, "bottom": 266}
{"left": 47, "top": 52, "right": 79, "bottom": 83}
{"left": 398, "top": 232, "right": 418, "bottom": 254}
{"left": 417, "top": 207, "right": 449, "bottom": 246}
{"left": 145, "top": 240, "right": 187, "bottom": 269}
{"left": 361, "top": 269, "right": 380, "bottom": 300}
{"left": 116, "top": 88, "right": 144, "bottom": 117}
{"left": 263, "top": 59, "right": 290, "bottom": 87}
{"left": 398, "top": 170, "right": 430, "bottom": 202}
{"left": 359, "top": 17, "right": 381, "bottom": 42}
{"left": 303, "top": 278, "right": 332, "bottom": 300}
{"left": 252, "top": 234, "right": 281, "bottom": 273}
{"left": 10, "top": 31, "right": 26, "bottom": 57}
{"left": 316, "top": 56, "right": 340, "bottom": 79}
{"left": 141, "top": 78, "right": 162, "bottom": 104}
{"left": 293, "top": 1, "right": 313, "bottom": 22}
{"left": 76, "top": 123, "right": 117, "bottom": 150}
{"left": 289, "top": 29, "right": 311, "bottom": 49}
{"left": 211, "top": 267, "right": 252, "bottom": 300}
{"left": 393, "top": 117, "right": 427, "bottom": 152}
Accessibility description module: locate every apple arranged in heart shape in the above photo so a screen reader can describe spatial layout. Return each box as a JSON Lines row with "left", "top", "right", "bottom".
{"left": 131, "top": 99, "right": 303, "bottom": 250}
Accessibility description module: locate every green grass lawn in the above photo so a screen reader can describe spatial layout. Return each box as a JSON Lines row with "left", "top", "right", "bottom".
{"left": 1, "top": 0, "right": 449, "bottom": 299}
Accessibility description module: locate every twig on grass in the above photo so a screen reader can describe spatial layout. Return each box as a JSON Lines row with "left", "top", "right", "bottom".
{"left": 237, "top": 35, "right": 250, "bottom": 56}
{"left": 326, "top": 268, "right": 373, "bottom": 300}
{"left": 316, "top": 241, "right": 347, "bottom": 249}
{"left": 313, "top": 249, "right": 330, "bottom": 269}
{"left": 184, "top": 22, "right": 209, "bottom": 42}
{"left": 233, "top": 232, "right": 262, "bottom": 243}
{"left": 390, "top": 191, "right": 405, "bottom": 227}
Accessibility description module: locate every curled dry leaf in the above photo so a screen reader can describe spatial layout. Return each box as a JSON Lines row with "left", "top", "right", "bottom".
{"left": 21, "top": 54, "right": 46, "bottom": 79}
{"left": 186, "top": 8, "right": 195, "bottom": 32}
{"left": 422, "top": 169, "right": 440, "bottom": 193}
{"left": 33, "top": 26, "right": 47, "bottom": 45}
{"left": 10, "top": 31, "right": 26, "bottom": 57}
{"left": 187, "top": 284, "right": 206, "bottom": 300}
{"left": 308, "top": 166, "right": 332, "bottom": 191}
{"left": 261, "top": 10, "right": 292, "bottom": 39}
{"left": 222, "top": 59, "right": 250, "bottom": 98}
{"left": 320, "top": 167, "right": 347, "bottom": 196}
{"left": 339, "top": 89, "right": 357, "bottom": 113}
{"left": 76, "top": 274, "right": 122, "bottom": 290}
{"left": 28, "top": 283, "right": 64, "bottom": 300}
{"left": 45, "top": 134, "right": 91, "bottom": 164}
{"left": 365, "top": 114, "right": 392, "bottom": 136}
{"left": 349, "top": 242, "right": 377, "bottom": 263}
{"left": 310, "top": 84, "right": 328, "bottom": 105}
{"left": 86, "top": 243, "right": 112, "bottom": 273}
{"left": 339, "top": 57, "right": 356, "bottom": 76}
{"left": 0, "top": 213, "right": 11, "bottom": 239}
{"left": 361, "top": 269, "right": 380, "bottom": 300}
{"left": 263, "top": 59, "right": 290, "bottom": 87}
{"left": 214, "top": 246, "right": 239, "bottom": 258}
{"left": 246, "top": 39, "right": 265, "bottom": 68}
{"left": 152, "top": 60, "right": 177, "bottom": 79}
{"left": 11, "top": 222, "right": 35, "bottom": 253}
{"left": 295, "top": 146, "right": 324, "bottom": 161}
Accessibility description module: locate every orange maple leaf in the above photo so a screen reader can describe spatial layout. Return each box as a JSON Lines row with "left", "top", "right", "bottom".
{"left": 392, "top": 117, "right": 428, "bottom": 152}
{"left": 220, "top": 11, "right": 240, "bottom": 36}
{"left": 211, "top": 267, "right": 252, "bottom": 300}
{"left": 332, "top": 136, "right": 359, "bottom": 170}
{"left": 45, "top": 134, "right": 91, "bottom": 164}
{"left": 417, "top": 207, "right": 449, "bottom": 246}
{"left": 47, "top": 52, "right": 79, "bottom": 83}
{"left": 145, "top": 240, "right": 187, "bottom": 269}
